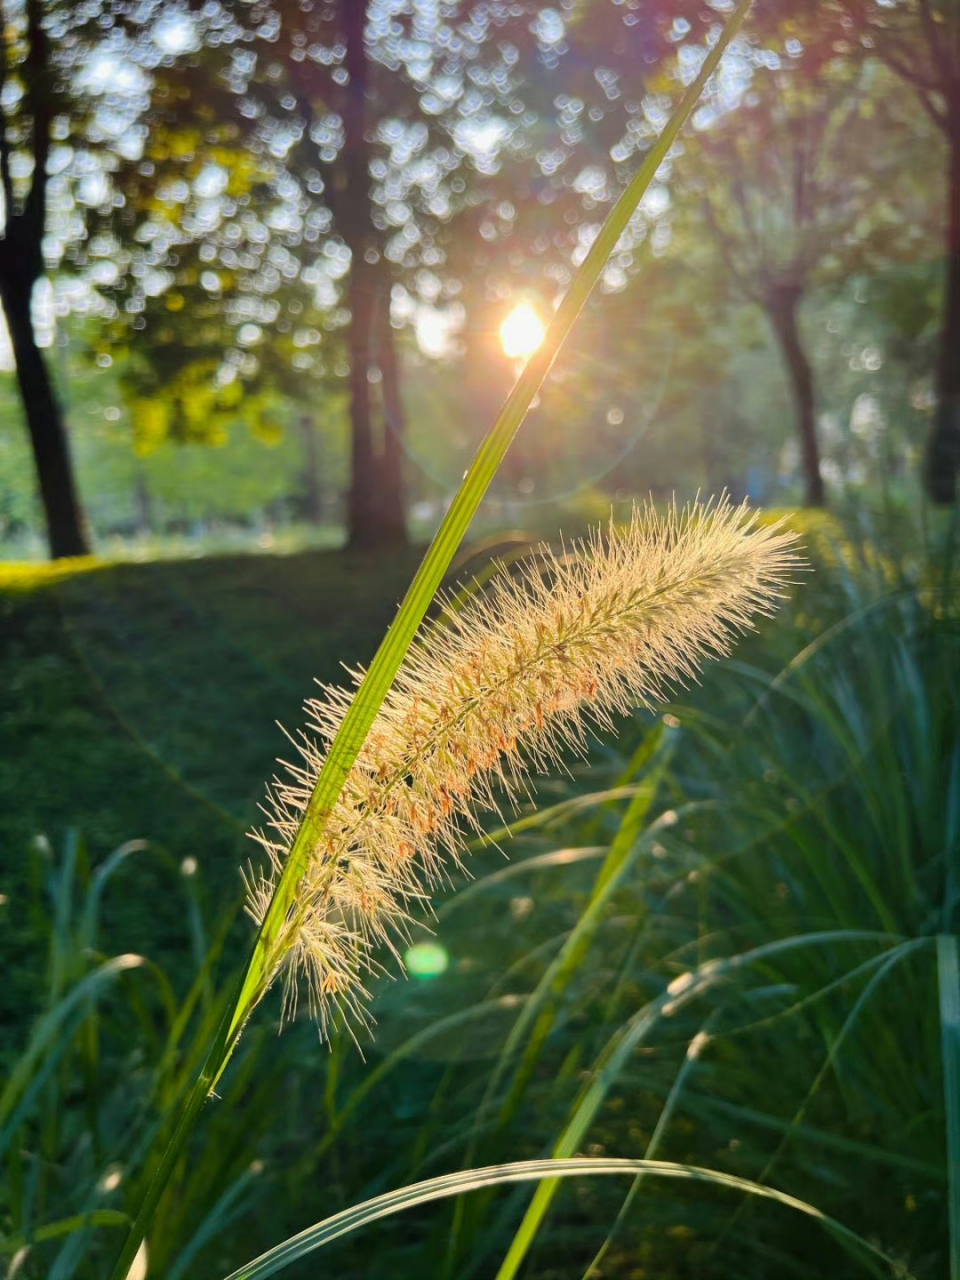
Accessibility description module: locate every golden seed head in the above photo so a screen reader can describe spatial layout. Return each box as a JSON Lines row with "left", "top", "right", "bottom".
{"left": 245, "top": 498, "right": 802, "bottom": 1036}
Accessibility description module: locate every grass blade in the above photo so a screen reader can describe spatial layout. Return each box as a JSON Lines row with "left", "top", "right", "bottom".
{"left": 582, "top": 1012, "right": 719, "bottom": 1279}
{"left": 219, "top": 1157, "right": 900, "bottom": 1280}
{"left": 493, "top": 743, "right": 678, "bottom": 1130}
{"left": 0, "top": 955, "right": 144, "bottom": 1158}
{"left": 0, "top": 1211, "right": 130, "bottom": 1256}
{"left": 939, "top": 934, "right": 960, "bottom": 1280}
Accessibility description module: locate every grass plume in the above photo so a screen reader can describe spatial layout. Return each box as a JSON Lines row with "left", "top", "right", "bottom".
{"left": 245, "top": 498, "right": 802, "bottom": 1034}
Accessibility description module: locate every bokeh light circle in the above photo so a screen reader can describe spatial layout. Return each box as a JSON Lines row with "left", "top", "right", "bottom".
{"left": 404, "top": 941, "right": 450, "bottom": 980}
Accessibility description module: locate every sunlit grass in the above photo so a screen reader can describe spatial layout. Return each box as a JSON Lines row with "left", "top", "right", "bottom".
{"left": 0, "top": 556, "right": 104, "bottom": 592}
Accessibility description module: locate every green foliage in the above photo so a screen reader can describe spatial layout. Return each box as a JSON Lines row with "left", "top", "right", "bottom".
{"left": 0, "top": 327, "right": 350, "bottom": 556}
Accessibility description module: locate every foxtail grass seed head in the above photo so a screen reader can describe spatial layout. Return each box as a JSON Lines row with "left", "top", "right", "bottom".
{"left": 245, "top": 499, "right": 802, "bottom": 1035}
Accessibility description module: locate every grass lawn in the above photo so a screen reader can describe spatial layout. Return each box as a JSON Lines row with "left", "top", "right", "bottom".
{"left": 0, "top": 545, "right": 426, "bottom": 1047}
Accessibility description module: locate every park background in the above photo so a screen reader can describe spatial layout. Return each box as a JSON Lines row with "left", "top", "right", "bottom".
{"left": 1, "top": 2, "right": 959, "bottom": 1279}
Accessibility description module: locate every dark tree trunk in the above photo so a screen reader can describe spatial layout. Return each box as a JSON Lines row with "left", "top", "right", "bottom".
{"left": 340, "top": 0, "right": 402, "bottom": 549}
{"left": 375, "top": 297, "right": 407, "bottom": 545}
{"left": 0, "top": 273, "right": 90, "bottom": 557}
{"left": 766, "top": 283, "right": 824, "bottom": 507}
{"left": 0, "top": 0, "right": 87, "bottom": 557}
{"left": 925, "top": 125, "right": 960, "bottom": 504}
{"left": 341, "top": 0, "right": 378, "bottom": 548}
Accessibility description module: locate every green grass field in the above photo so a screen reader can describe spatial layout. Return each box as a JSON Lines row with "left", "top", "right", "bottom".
{"left": 0, "top": 546, "right": 424, "bottom": 1045}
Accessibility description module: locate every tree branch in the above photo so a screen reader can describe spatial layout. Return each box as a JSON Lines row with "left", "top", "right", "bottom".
{"left": 728, "top": 155, "right": 766, "bottom": 280}
{"left": 878, "top": 42, "right": 940, "bottom": 94}
{"left": 917, "top": 81, "right": 951, "bottom": 132}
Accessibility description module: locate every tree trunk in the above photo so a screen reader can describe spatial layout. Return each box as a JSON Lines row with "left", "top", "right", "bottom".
{"left": 345, "top": 266, "right": 380, "bottom": 547}
{"left": 766, "top": 284, "right": 824, "bottom": 507}
{"left": 375, "top": 294, "right": 408, "bottom": 544}
{"left": 925, "top": 124, "right": 960, "bottom": 504}
{"left": 0, "top": 275, "right": 90, "bottom": 557}
{"left": 341, "top": 0, "right": 394, "bottom": 550}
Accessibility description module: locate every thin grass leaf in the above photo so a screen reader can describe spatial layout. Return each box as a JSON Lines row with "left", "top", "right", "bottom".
{"left": 457, "top": 793, "right": 749, "bottom": 1275}
{"left": 494, "top": 741, "right": 679, "bottom": 1129}
{"left": 219, "top": 1157, "right": 902, "bottom": 1280}
{"left": 0, "top": 955, "right": 145, "bottom": 1161}
{"left": 435, "top": 845, "right": 607, "bottom": 920}
{"left": 0, "top": 1210, "right": 130, "bottom": 1256}
{"left": 165, "top": 1165, "right": 264, "bottom": 1280}
{"left": 443, "top": 739, "right": 679, "bottom": 1270}
{"left": 472, "top": 785, "right": 646, "bottom": 848}
{"left": 712, "top": 939, "right": 927, "bottom": 1255}
{"left": 79, "top": 841, "right": 148, "bottom": 955}
{"left": 582, "top": 1011, "right": 720, "bottom": 1279}
{"left": 312, "top": 995, "right": 529, "bottom": 1159}
{"left": 742, "top": 592, "right": 915, "bottom": 730}
{"left": 939, "top": 934, "right": 960, "bottom": 1280}
{"left": 691, "top": 1096, "right": 944, "bottom": 1180}
{"left": 49, "top": 830, "right": 81, "bottom": 1000}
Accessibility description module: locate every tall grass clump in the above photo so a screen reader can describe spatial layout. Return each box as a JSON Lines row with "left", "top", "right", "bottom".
{"left": 479, "top": 522, "right": 958, "bottom": 1280}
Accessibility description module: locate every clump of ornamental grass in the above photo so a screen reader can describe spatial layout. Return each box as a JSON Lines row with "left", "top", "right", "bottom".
{"left": 244, "top": 498, "right": 802, "bottom": 1036}
{"left": 107, "top": 22, "right": 766, "bottom": 1277}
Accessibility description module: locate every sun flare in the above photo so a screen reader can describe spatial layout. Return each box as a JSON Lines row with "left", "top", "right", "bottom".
{"left": 500, "top": 301, "right": 546, "bottom": 361}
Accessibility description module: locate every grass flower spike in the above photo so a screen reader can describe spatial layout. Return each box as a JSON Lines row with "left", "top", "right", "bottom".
{"left": 246, "top": 498, "right": 801, "bottom": 1034}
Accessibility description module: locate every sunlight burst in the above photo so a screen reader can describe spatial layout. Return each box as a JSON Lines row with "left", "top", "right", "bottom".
{"left": 500, "top": 302, "right": 546, "bottom": 361}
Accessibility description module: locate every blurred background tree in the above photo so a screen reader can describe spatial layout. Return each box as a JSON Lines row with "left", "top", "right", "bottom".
{"left": 676, "top": 53, "right": 925, "bottom": 505}
{"left": 835, "top": 0, "right": 960, "bottom": 502}
{"left": 0, "top": 0, "right": 952, "bottom": 558}
{"left": 0, "top": 0, "right": 95, "bottom": 557}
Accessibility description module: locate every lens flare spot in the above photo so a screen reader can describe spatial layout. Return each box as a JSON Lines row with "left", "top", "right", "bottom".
{"left": 404, "top": 941, "right": 449, "bottom": 980}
